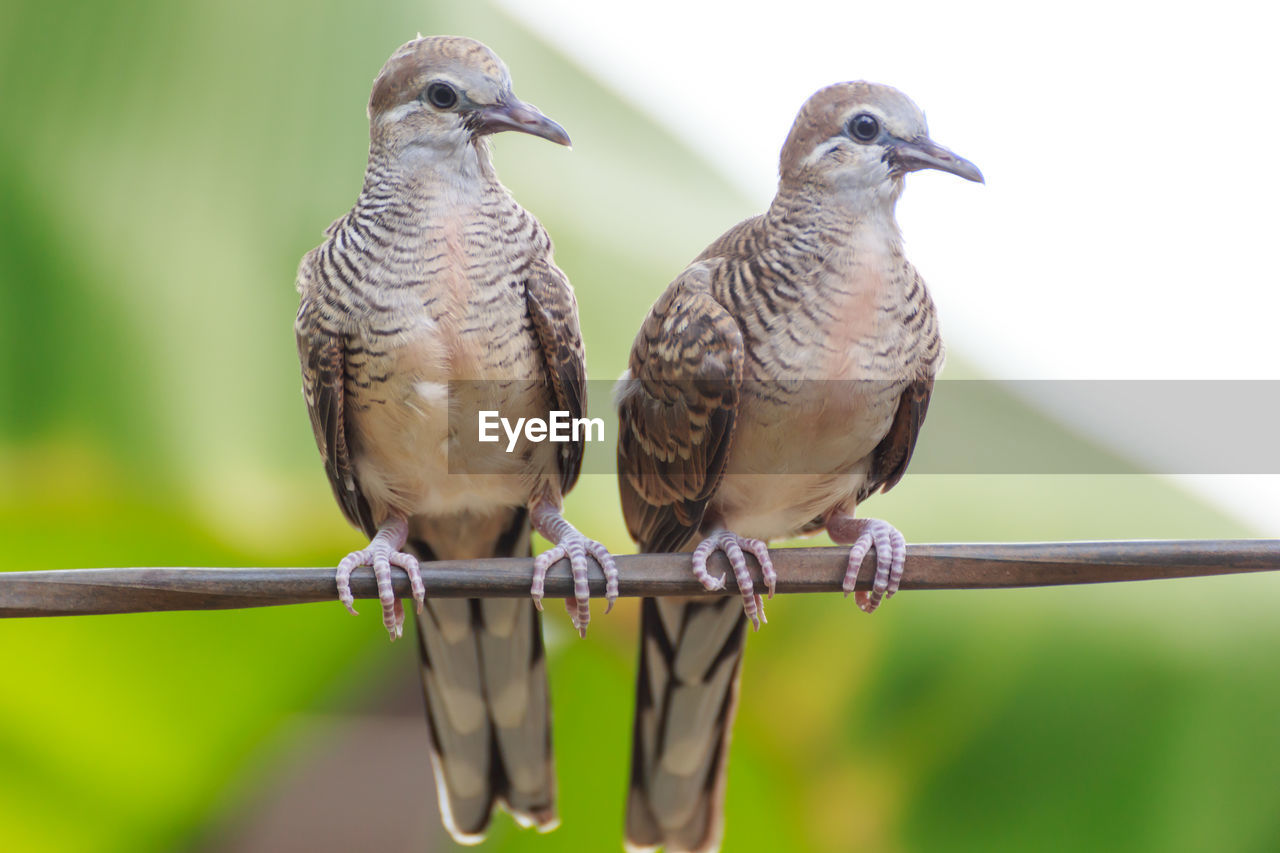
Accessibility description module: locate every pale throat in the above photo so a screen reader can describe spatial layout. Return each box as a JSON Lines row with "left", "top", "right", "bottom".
{"left": 374, "top": 133, "right": 497, "bottom": 200}
{"left": 827, "top": 172, "right": 905, "bottom": 224}
{"left": 800, "top": 181, "right": 908, "bottom": 304}
{"left": 784, "top": 177, "right": 904, "bottom": 248}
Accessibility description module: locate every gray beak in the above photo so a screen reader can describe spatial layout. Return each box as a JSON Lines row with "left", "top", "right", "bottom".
{"left": 473, "top": 94, "right": 572, "bottom": 147}
{"left": 890, "top": 136, "right": 984, "bottom": 183}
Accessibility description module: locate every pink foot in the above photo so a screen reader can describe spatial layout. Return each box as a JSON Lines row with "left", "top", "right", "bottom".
{"left": 530, "top": 502, "right": 618, "bottom": 638}
{"left": 692, "top": 530, "right": 776, "bottom": 630}
{"left": 334, "top": 516, "right": 425, "bottom": 640}
{"left": 531, "top": 530, "right": 617, "bottom": 637}
{"left": 829, "top": 516, "right": 906, "bottom": 614}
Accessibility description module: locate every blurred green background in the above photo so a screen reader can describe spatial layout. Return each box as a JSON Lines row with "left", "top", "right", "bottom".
{"left": 3, "top": 1, "right": 1279, "bottom": 852}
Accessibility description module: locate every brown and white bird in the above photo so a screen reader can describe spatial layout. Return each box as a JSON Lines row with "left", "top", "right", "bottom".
{"left": 295, "top": 36, "right": 616, "bottom": 842}
{"left": 615, "top": 82, "right": 982, "bottom": 852}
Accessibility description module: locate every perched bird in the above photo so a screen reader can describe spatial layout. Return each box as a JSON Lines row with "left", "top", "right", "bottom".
{"left": 295, "top": 36, "right": 616, "bottom": 842}
{"left": 616, "top": 82, "right": 982, "bottom": 852}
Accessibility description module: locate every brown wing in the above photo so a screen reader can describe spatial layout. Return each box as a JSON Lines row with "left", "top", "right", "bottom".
{"left": 865, "top": 376, "right": 933, "bottom": 498}
{"left": 525, "top": 262, "right": 588, "bottom": 495}
{"left": 616, "top": 263, "right": 744, "bottom": 553}
{"left": 295, "top": 294, "right": 376, "bottom": 539}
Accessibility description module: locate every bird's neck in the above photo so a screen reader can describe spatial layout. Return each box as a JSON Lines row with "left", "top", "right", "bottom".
{"left": 764, "top": 179, "right": 904, "bottom": 255}
{"left": 360, "top": 139, "right": 501, "bottom": 213}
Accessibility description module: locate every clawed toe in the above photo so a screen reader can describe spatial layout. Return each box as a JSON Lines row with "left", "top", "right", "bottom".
{"left": 335, "top": 549, "right": 370, "bottom": 617}
{"left": 529, "top": 503, "right": 620, "bottom": 637}
{"left": 837, "top": 517, "right": 906, "bottom": 615}
{"left": 692, "top": 530, "right": 775, "bottom": 630}
{"left": 332, "top": 517, "right": 423, "bottom": 641}
{"left": 390, "top": 550, "right": 425, "bottom": 612}
{"left": 691, "top": 536, "right": 729, "bottom": 591}
{"left": 529, "top": 533, "right": 618, "bottom": 637}
{"left": 530, "top": 546, "right": 564, "bottom": 612}
{"left": 585, "top": 540, "right": 620, "bottom": 613}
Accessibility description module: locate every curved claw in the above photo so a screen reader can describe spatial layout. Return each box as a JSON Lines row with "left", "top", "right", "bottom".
{"left": 531, "top": 545, "right": 565, "bottom": 615}
{"left": 528, "top": 503, "right": 620, "bottom": 636}
{"left": 391, "top": 599, "right": 405, "bottom": 640}
{"left": 332, "top": 518, "right": 423, "bottom": 641}
{"left": 529, "top": 532, "right": 618, "bottom": 638}
{"left": 586, "top": 540, "right": 620, "bottom": 614}
{"left": 838, "top": 518, "right": 907, "bottom": 614}
{"left": 692, "top": 530, "right": 775, "bottom": 630}
{"left": 336, "top": 549, "right": 369, "bottom": 617}
{"left": 391, "top": 550, "right": 425, "bottom": 613}
{"left": 741, "top": 538, "right": 776, "bottom": 599}
{"left": 690, "top": 537, "right": 728, "bottom": 591}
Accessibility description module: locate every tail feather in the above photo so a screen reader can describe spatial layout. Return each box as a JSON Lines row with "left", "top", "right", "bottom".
{"left": 478, "top": 597, "right": 556, "bottom": 823}
{"left": 410, "top": 508, "right": 556, "bottom": 843}
{"left": 416, "top": 600, "right": 496, "bottom": 843}
{"left": 627, "top": 596, "right": 746, "bottom": 853}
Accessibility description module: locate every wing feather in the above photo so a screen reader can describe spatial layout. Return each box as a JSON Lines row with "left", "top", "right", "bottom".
{"left": 616, "top": 263, "right": 744, "bottom": 552}
{"left": 525, "top": 262, "right": 588, "bottom": 495}
{"left": 865, "top": 376, "right": 933, "bottom": 499}
{"left": 295, "top": 283, "right": 376, "bottom": 538}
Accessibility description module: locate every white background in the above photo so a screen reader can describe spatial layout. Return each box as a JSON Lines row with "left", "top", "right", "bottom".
{"left": 502, "top": 0, "right": 1280, "bottom": 532}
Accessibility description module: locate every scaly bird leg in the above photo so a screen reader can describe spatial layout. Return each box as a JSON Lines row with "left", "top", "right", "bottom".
{"left": 827, "top": 514, "right": 906, "bottom": 614}
{"left": 529, "top": 499, "right": 618, "bottom": 638}
{"left": 334, "top": 515, "right": 425, "bottom": 640}
{"left": 691, "top": 529, "right": 776, "bottom": 631}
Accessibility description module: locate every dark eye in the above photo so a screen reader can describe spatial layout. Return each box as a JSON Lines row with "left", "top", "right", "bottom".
{"left": 425, "top": 82, "right": 458, "bottom": 109}
{"left": 848, "top": 113, "right": 879, "bottom": 142}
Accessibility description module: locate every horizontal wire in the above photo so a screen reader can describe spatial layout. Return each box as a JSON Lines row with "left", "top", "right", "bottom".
{"left": 1, "top": 539, "right": 1276, "bottom": 618}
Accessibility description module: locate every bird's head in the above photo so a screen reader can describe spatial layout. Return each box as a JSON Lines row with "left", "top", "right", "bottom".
{"left": 779, "top": 82, "right": 982, "bottom": 204}
{"left": 367, "top": 36, "right": 570, "bottom": 163}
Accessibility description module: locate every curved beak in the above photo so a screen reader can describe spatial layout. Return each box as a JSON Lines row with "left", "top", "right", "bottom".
{"left": 890, "top": 136, "right": 984, "bottom": 183}
{"left": 473, "top": 94, "right": 572, "bottom": 147}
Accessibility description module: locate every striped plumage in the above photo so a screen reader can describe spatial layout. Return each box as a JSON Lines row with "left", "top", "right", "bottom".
{"left": 616, "top": 82, "right": 981, "bottom": 853}
{"left": 295, "top": 35, "right": 615, "bottom": 843}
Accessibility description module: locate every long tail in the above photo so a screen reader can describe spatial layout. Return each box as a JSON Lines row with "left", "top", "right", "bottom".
{"left": 626, "top": 596, "right": 747, "bottom": 853}
{"left": 410, "top": 507, "right": 556, "bottom": 843}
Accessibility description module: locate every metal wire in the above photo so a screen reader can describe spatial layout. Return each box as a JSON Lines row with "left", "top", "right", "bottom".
{"left": 1, "top": 539, "right": 1275, "bottom": 617}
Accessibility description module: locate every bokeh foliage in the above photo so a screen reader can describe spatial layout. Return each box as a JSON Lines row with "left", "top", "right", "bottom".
{"left": 2, "top": 1, "right": 1279, "bottom": 852}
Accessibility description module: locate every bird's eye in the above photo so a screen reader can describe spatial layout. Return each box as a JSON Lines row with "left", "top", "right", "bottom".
{"left": 848, "top": 113, "right": 880, "bottom": 142}
{"left": 425, "top": 82, "right": 458, "bottom": 110}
